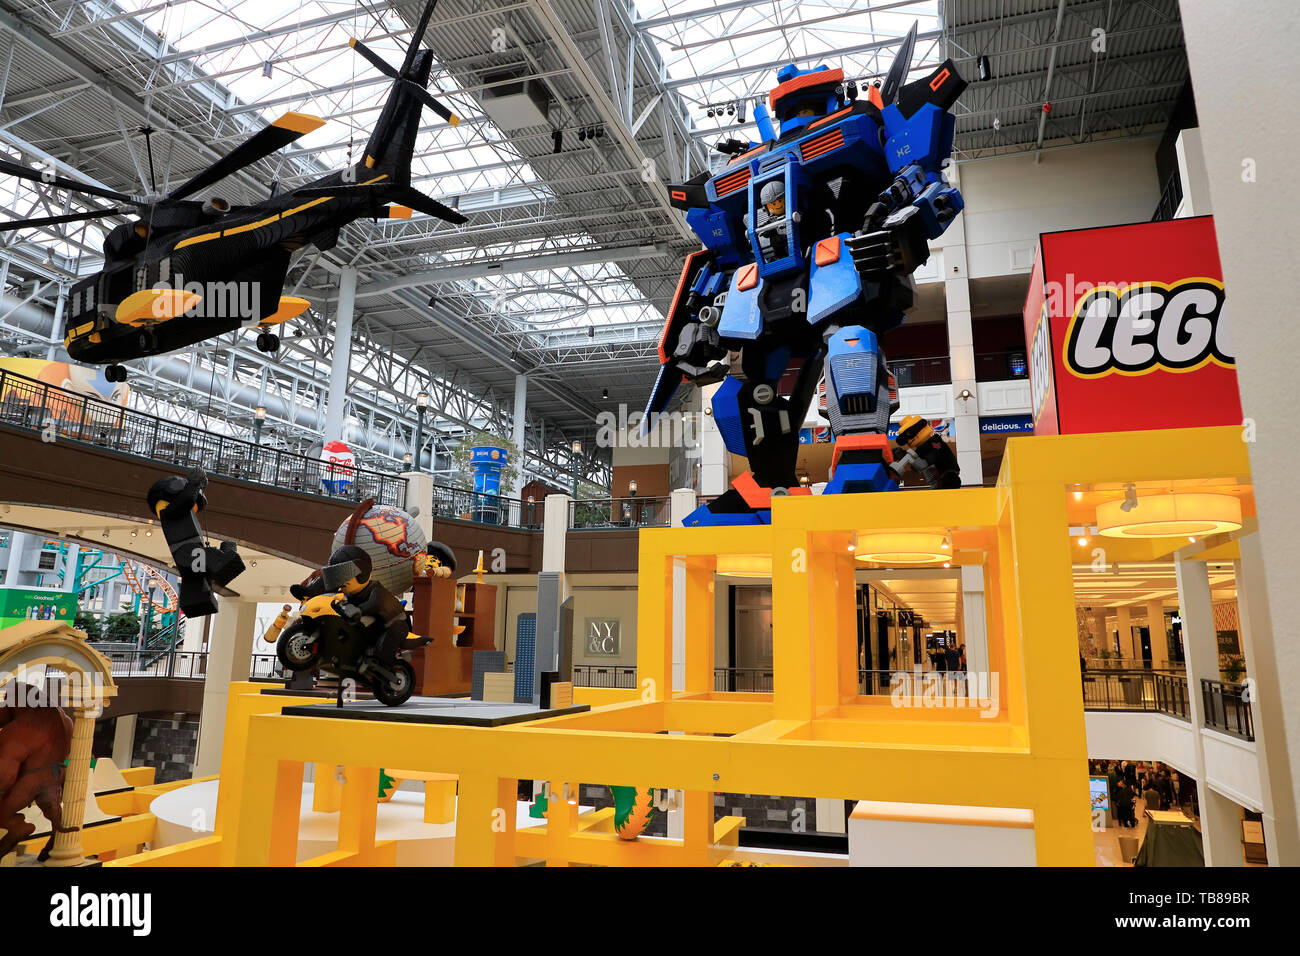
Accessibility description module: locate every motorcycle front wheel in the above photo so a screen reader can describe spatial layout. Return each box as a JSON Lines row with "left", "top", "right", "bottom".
{"left": 276, "top": 621, "right": 320, "bottom": 671}
{"left": 370, "top": 659, "right": 417, "bottom": 707}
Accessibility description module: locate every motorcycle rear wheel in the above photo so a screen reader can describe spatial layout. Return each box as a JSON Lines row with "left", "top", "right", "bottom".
{"left": 276, "top": 621, "right": 320, "bottom": 671}
{"left": 370, "top": 659, "right": 416, "bottom": 706}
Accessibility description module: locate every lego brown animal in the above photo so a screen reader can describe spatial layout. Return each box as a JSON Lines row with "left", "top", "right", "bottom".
{"left": 0, "top": 686, "right": 73, "bottom": 861}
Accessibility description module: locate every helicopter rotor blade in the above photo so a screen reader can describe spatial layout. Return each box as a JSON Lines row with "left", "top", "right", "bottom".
{"left": 167, "top": 111, "right": 325, "bottom": 202}
{"left": 0, "top": 208, "right": 130, "bottom": 233}
{"left": 401, "top": 0, "right": 442, "bottom": 75}
{"left": 402, "top": 80, "right": 460, "bottom": 126}
{"left": 0, "top": 157, "right": 138, "bottom": 205}
{"left": 880, "top": 22, "right": 918, "bottom": 107}
{"left": 348, "top": 38, "right": 400, "bottom": 79}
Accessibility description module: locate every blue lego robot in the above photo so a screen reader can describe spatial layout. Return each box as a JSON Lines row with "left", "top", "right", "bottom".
{"left": 643, "top": 25, "right": 967, "bottom": 526}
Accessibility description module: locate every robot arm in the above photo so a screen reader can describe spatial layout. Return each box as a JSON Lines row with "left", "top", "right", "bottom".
{"left": 848, "top": 57, "right": 967, "bottom": 280}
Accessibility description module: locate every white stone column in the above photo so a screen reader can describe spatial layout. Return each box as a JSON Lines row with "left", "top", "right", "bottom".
{"left": 668, "top": 489, "right": 697, "bottom": 692}
{"left": 1174, "top": 128, "right": 1213, "bottom": 217}
{"left": 1146, "top": 599, "right": 1169, "bottom": 668}
{"left": 940, "top": 162, "right": 981, "bottom": 485}
{"left": 322, "top": 267, "right": 357, "bottom": 443}
{"left": 541, "top": 494, "right": 569, "bottom": 570}
{"left": 1175, "top": 553, "right": 1238, "bottom": 865}
{"left": 697, "top": 383, "right": 728, "bottom": 495}
{"left": 1116, "top": 606, "right": 1132, "bottom": 662}
{"left": 402, "top": 471, "right": 433, "bottom": 539}
{"left": 1180, "top": 0, "right": 1300, "bottom": 864}
{"left": 1235, "top": 533, "right": 1300, "bottom": 865}
{"left": 193, "top": 600, "right": 259, "bottom": 777}
{"left": 959, "top": 565, "right": 988, "bottom": 677}
{"left": 111, "top": 713, "right": 137, "bottom": 769}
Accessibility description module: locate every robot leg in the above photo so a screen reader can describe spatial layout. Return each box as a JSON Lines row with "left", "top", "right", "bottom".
{"left": 823, "top": 325, "right": 899, "bottom": 496}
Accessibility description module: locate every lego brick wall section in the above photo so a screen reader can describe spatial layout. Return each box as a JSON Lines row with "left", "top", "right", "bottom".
{"left": 0, "top": 424, "right": 348, "bottom": 566}
{"left": 130, "top": 715, "right": 199, "bottom": 783}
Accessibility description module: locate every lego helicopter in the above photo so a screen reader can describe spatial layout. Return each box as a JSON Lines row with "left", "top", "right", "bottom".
{"left": 645, "top": 24, "right": 967, "bottom": 525}
{"left": 0, "top": 0, "right": 465, "bottom": 383}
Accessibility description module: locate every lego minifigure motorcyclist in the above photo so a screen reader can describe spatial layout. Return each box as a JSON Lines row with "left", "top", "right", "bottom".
{"left": 319, "top": 545, "right": 424, "bottom": 664}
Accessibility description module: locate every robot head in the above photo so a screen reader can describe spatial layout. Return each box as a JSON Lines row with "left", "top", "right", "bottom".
{"left": 759, "top": 180, "right": 786, "bottom": 217}
{"left": 769, "top": 64, "right": 844, "bottom": 136}
{"left": 323, "top": 544, "right": 372, "bottom": 595}
{"left": 895, "top": 415, "right": 935, "bottom": 450}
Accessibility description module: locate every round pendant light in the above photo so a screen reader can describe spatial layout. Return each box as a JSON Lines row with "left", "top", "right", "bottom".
{"left": 854, "top": 532, "right": 949, "bottom": 564}
{"left": 716, "top": 554, "right": 772, "bottom": 578}
{"left": 1096, "top": 492, "right": 1242, "bottom": 539}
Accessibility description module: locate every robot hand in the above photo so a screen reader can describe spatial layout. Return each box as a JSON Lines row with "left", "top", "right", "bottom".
{"left": 670, "top": 318, "right": 728, "bottom": 385}
{"left": 847, "top": 204, "right": 931, "bottom": 278}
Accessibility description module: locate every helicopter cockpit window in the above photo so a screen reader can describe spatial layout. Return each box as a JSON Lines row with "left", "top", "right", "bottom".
{"left": 103, "top": 222, "right": 147, "bottom": 261}
{"left": 753, "top": 177, "right": 792, "bottom": 264}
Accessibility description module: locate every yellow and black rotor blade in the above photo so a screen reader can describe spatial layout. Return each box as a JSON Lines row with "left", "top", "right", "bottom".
{"left": 167, "top": 112, "right": 325, "bottom": 201}
{"left": 349, "top": 38, "right": 400, "bottom": 79}
{"left": 401, "top": 80, "right": 460, "bottom": 126}
{"left": 0, "top": 207, "right": 130, "bottom": 233}
{"left": 0, "top": 157, "right": 138, "bottom": 204}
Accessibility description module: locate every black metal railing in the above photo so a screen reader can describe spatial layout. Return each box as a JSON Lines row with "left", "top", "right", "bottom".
{"left": 426, "top": 483, "right": 524, "bottom": 528}
{"left": 1201, "top": 679, "right": 1254, "bottom": 740}
{"left": 571, "top": 664, "right": 637, "bottom": 688}
{"left": 250, "top": 654, "right": 283, "bottom": 680}
{"left": 140, "top": 619, "right": 185, "bottom": 669}
{"left": 1082, "top": 669, "right": 1190, "bottom": 721}
{"left": 715, "top": 667, "right": 774, "bottom": 693}
{"left": 103, "top": 649, "right": 210, "bottom": 679}
{"left": 0, "top": 369, "right": 406, "bottom": 508}
{"left": 857, "top": 669, "right": 900, "bottom": 696}
{"left": 570, "top": 496, "right": 671, "bottom": 529}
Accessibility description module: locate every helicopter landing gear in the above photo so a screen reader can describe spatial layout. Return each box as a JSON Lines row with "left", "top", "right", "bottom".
{"left": 105, "top": 364, "right": 127, "bottom": 383}
{"left": 136, "top": 328, "right": 158, "bottom": 354}
{"left": 256, "top": 332, "right": 280, "bottom": 354}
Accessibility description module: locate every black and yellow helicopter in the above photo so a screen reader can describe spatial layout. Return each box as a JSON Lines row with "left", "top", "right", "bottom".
{"left": 0, "top": 0, "right": 465, "bottom": 382}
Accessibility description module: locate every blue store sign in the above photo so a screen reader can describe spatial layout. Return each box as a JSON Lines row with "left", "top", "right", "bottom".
{"left": 979, "top": 415, "right": 1034, "bottom": 435}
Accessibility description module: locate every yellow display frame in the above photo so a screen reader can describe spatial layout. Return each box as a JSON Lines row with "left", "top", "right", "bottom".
{"left": 108, "top": 425, "right": 1251, "bottom": 867}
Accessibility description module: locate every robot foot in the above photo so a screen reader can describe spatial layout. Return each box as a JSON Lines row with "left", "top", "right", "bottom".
{"left": 682, "top": 473, "right": 813, "bottom": 526}
{"left": 824, "top": 435, "right": 899, "bottom": 496}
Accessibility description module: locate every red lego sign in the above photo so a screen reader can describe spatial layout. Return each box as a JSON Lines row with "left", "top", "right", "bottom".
{"left": 1023, "top": 216, "right": 1240, "bottom": 435}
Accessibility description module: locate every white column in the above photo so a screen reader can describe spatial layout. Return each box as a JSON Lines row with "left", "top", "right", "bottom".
{"left": 193, "top": 600, "right": 259, "bottom": 777}
{"left": 322, "top": 267, "right": 357, "bottom": 443}
{"left": 1174, "top": 128, "right": 1213, "bottom": 217}
{"left": 1175, "top": 553, "right": 1238, "bottom": 865}
{"left": 959, "top": 565, "right": 988, "bottom": 677}
{"left": 403, "top": 471, "right": 433, "bottom": 540}
{"left": 1146, "top": 599, "right": 1169, "bottom": 668}
{"left": 541, "top": 494, "right": 569, "bottom": 572}
{"left": 1235, "top": 533, "right": 1300, "bottom": 865}
{"left": 511, "top": 374, "right": 528, "bottom": 498}
{"left": 1116, "top": 606, "right": 1132, "bottom": 661}
{"left": 111, "top": 713, "right": 137, "bottom": 769}
{"left": 1180, "top": 0, "right": 1300, "bottom": 860}
{"left": 815, "top": 797, "right": 847, "bottom": 834}
{"left": 698, "top": 383, "right": 728, "bottom": 495}
{"left": 1091, "top": 609, "right": 1108, "bottom": 655}
{"left": 941, "top": 163, "right": 981, "bottom": 485}
{"left": 669, "top": 489, "right": 697, "bottom": 692}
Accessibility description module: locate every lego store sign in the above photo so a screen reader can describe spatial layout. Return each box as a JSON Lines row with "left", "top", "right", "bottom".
{"left": 1023, "top": 216, "right": 1240, "bottom": 435}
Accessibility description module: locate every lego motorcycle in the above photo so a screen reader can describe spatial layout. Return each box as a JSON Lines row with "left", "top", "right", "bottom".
{"left": 272, "top": 591, "right": 428, "bottom": 706}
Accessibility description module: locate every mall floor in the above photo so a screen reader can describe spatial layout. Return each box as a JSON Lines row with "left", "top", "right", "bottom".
{"left": 1092, "top": 796, "right": 1263, "bottom": 866}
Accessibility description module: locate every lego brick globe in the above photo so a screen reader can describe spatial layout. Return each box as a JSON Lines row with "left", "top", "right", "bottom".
{"left": 332, "top": 503, "right": 428, "bottom": 595}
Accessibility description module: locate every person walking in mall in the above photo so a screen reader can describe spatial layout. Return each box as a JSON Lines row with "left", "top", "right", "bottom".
{"left": 1113, "top": 779, "right": 1137, "bottom": 828}
{"left": 1142, "top": 779, "right": 1162, "bottom": 819}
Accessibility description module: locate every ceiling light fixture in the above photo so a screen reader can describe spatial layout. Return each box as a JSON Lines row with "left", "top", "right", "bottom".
{"left": 855, "top": 532, "right": 949, "bottom": 565}
{"left": 1097, "top": 493, "right": 1242, "bottom": 539}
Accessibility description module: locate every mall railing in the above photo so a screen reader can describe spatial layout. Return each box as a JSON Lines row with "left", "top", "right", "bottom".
{"left": 1201, "top": 679, "right": 1254, "bottom": 740}
{"left": 1152, "top": 169, "right": 1184, "bottom": 222}
{"left": 0, "top": 369, "right": 406, "bottom": 508}
{"left": 570, "top": 496, "right": 671, "bottom": 530}
{"left": 250, "top": 654, "right": 283, "bottom": 680}
{"left": 102, "top": 649, "right": 210, "bottom": 679}
{"left": 426, "top": 483, "right": 524, "bottom": 528}
{"left": 714, "top": 667, "right": 774, "bottom": 693}
{"left": 1082, "top": 669, "right": 1190, "bottom": 721}
{"left": 571, "top": 664, "right": 637, "bottom": 688}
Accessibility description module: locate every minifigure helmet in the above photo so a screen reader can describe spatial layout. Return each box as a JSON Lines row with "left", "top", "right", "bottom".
{"left": 322, "top": 544, "right": 372, "bottom": 590}
{"left": 760, "top": 180, "right": 784, "bottom": 206}
{"left": 895, "top": 414, "right": 934, "bottom": 449}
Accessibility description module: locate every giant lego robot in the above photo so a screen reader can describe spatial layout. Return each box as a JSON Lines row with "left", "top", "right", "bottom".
{"left": 644, "top": 25, "right": 967, "bottom": 525}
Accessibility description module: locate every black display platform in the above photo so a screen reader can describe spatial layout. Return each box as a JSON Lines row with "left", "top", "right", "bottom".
{"left": 279, "top": 696, "right": 589, "bottom": 727}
